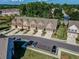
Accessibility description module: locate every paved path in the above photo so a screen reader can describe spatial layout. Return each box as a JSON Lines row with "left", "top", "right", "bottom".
{"left": 8, "top": 35, "right": 79, "bottom": 53}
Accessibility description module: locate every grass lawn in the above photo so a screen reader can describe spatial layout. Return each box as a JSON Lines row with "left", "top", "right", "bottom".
{"left": 0, "top": 16, "right": 11, "bottom": 30}
{"left": 52, "top": 24, "right": 67, "bottom": 40}
{"left": 76, "top": 35, "right": 79, "bottom": 44}
{"left": 14, "top": 46, "right": 58, "bottom": 59}
{"left": 61, "top": 51, "right": 79, "bottom": 59}
{"left": 21, "top": 49, "right": 57, "bottom": 59}
{"left": 76, "top": 40, "right": 79, "bottom": 44}
{"left": 0, "top": 24, "right": 10, "bottom": 30}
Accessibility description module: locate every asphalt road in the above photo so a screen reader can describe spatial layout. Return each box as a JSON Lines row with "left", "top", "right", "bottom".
{"left": 8, "top": 35, "right": 79, "bottom": 53}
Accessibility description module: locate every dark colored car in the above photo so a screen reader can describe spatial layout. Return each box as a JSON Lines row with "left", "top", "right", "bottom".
{"left": 32, "top": 42, "right": 38, "bottom": 47}
{"left": 27, "top": 40, "right": 34, "bottom": 46}
{"left": 52, "top": 45, "right": 57, "bottom": 53}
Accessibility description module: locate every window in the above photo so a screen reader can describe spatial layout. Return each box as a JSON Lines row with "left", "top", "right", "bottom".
{"left": 75, "top": 30, "right": 77, "bottom": 33}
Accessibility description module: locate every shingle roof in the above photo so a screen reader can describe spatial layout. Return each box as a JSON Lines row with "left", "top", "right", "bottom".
{"left": 69, "top": 20, "right": 79, "bottom": 29}
{"left": 14, "top": 16, "right": 58, "bottom": 30}
{"left": 15, "top": 16, "right": 58, "bottom": 21}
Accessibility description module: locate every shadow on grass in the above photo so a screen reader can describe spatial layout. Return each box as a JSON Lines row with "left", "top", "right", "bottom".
{"left": 14, "top": 41, "right": 27, "bottom": 59}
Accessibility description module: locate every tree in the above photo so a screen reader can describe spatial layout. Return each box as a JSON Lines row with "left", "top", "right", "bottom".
{"left": 69, "top": 11, "right": 79, "bottom": 20}
{"left": 20, "top": 4, "right": 26, "bottom": 15}
{"left": 54, "top": 8, "right": 63, "bottom": 19}
{"left": 20, "top": 2, "right": 52, "bottom": 18}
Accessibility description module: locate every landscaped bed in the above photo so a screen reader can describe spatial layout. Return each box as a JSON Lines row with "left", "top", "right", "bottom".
{"left": 61, "top": 51, "right": 79, "bottom": 59}
{"left": 52, "top": 24, "right": 67, "bottom": 40}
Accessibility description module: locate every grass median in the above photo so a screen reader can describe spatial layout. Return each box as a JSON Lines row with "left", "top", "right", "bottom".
{"left": 15, "top": 47, "right": 58, "bottom": 59}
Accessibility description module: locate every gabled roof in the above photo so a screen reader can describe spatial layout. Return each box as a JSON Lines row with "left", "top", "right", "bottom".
{"left": 14, "top": 16, "right": 58, "bottom": 22}
{"left": 46, "top": 22, "right": 53, "bottom": 29}
{"left": 14, "top": 16, "right": 58, "bottom": 30}
{"left": 69, "top": 25, "right": 78, "bottom": 30}
{"left": 69, "top": 20, "right": 79, "bottom": 29}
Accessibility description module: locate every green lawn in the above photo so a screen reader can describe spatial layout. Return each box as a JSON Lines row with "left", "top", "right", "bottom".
{"left": 14, "top": 47, "right": 58, "bottom": 59}
{"left": 0, "top": 24, "right": 10, "bottom": 30}
{"left": 61, "top": 51, "right": 79, "bottom": 59}
{"left": 21, "top": 49, "right": 57, "bottom": 59}
{"left": 76, "top": 35, "right": 79, "bottom": 44}
{"left": 0, "top": 16, "right": 12, "bottom": 30}
{"left": 76, "top": 40, "right": 79, "bottom": 44}
{"left": 52, "top": 24, "right": 67, "bottom": 40}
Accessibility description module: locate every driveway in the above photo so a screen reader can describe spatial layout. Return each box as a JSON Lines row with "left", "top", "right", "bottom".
{"left": 67, "top": 33, "right": 77, "bottom": 45}
{"left": 44, "top": 30, "right": 53, "bottom": 39}
{"left": 34, "top": 30, "right": 42, "bottom": 37}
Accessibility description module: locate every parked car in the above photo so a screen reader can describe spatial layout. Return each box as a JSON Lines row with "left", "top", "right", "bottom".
{"left": 32, "top": 42, "right": 38, "bottom": 47}
{"left": 27, "top": 40, "right": 34, "bottom": 46}
{"left": 52, "top": 45, "right": 57, "bottom": 54}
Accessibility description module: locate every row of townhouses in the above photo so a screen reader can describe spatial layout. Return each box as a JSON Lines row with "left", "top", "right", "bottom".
{"left": 12, "top": 16, "right": 58, "bottom": 32}
{"left": 11, "top": 16, "right": 79, "bottom": 44}
{"left": 11, "top": 16, "right": 79, "bottom": 34}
